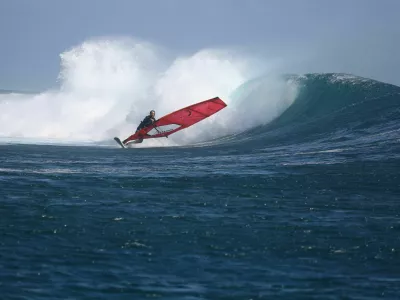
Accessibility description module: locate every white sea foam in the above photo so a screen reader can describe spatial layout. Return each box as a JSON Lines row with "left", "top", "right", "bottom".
{"left": 0, "top": 37, "right": 298, "bottom": 147}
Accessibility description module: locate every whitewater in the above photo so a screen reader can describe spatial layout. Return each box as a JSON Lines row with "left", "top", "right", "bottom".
{"left": 0, "top": 38, "right": 298, "bottom": 147}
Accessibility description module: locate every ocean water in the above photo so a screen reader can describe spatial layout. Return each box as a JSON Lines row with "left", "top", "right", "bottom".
{"left": 1, "top": 40, "right": 400, "bottom": 299}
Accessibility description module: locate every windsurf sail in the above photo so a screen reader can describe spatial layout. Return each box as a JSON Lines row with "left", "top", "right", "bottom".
{"left": 122, "top": 96, "right": 227, "bottom": 145}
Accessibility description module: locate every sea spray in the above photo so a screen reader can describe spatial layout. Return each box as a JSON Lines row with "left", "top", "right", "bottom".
{"left": 0, "top": 38, "right": 297, "bottom": 147}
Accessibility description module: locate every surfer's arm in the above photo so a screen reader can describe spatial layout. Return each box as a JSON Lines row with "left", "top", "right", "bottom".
{"left": 148, "top": 118, "right": 156, "bottom": 126}
{"left": 142, "top": 116, "right": 155, "bottom": 127}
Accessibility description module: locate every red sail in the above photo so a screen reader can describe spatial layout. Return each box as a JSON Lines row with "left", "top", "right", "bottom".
{"left": 123, "top": 97, "right": 227, "bottom": 144}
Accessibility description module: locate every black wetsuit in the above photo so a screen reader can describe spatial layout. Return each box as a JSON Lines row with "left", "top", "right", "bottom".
{"left": 136, "top": 115, "right": 155, "bottom": 132}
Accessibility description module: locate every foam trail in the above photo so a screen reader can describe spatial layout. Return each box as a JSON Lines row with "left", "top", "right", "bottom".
{"left": 0, "top": 37, "right": 298, "bottom": 147}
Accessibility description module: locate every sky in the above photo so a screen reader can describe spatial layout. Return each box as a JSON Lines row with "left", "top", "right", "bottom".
{"left": 1, "top": 0, "right": 400, "bottom": 90}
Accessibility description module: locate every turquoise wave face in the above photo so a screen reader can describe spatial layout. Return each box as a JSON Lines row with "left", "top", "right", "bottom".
{"left": 222, "top": 73, "right": 400, "bottom": 148}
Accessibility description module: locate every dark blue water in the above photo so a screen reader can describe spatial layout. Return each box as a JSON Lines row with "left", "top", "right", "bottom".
{"left": 1, "top": 73, "right": 400, "bottom": 299}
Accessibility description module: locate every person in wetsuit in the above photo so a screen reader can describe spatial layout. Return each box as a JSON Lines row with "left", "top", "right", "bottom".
{"left": 136, "top": 110, "right": 156, "bottom": 132}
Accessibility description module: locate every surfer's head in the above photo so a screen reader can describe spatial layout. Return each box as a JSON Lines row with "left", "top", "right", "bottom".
{"left": 150, "top": 110, "right": 155, "bottom": 117}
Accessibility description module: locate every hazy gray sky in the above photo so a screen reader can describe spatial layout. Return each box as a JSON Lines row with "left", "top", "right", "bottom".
{"left": 1, "top": 0, "right": 400, "bottom": 90}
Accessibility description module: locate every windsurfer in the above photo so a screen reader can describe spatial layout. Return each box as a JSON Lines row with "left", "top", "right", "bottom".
{"left": 115, "top": 97, "right": 226, "bottom": 148}
{"left": 136, "top": 110, "right": 156, "bottom": 132}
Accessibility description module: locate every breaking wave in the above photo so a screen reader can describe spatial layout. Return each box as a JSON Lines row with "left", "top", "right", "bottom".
{"left": 0, "top": 37, "right": 296, "bottom": 147}
{"left": 1, "top": 37, "right": 399, "bottom": 152}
